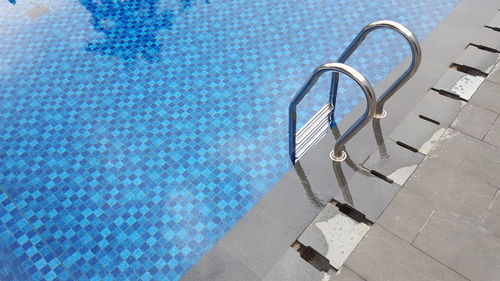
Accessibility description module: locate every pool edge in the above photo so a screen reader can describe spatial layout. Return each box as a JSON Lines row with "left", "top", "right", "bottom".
{"left": 182, "top": 0, "right": 499, "bottom": 279}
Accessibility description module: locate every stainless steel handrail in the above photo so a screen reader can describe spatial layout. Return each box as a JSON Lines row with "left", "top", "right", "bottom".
{"left": 289, "top": 63, "right": 376, "bottom": 163}
{"left": 330, "top": 20, "right": 422, "bottom": 118}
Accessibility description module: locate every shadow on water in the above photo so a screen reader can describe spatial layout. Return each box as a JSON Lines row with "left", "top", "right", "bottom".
{"left": 79, "top": 0, "right": 209, "bottom": 62}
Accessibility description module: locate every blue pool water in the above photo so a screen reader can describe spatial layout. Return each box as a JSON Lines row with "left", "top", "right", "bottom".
{"left": 1, "top": 0, "right": 460, "bottom": 280}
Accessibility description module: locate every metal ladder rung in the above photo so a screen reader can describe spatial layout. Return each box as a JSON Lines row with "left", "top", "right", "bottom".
{"left": 296, "top": 119, "right": 329, "bottom": 152}
{"left": 295, "top": 104, "right": 332, "bottom": 160}
{"left": 296, "top": 104, "right": 332, "bottom": 144}
{"left": 296, "top": 129, "right": 329, "bottom": 160}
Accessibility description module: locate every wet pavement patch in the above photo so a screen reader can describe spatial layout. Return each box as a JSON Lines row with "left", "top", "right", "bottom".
{"left": 362, "top": 136, "right": 425, "bottom": 186}
{"left": 297, "top": 203, "right": 370, "bottom": 269}
{"left": 432, "top": 68, "right": 485, "bottom": 101}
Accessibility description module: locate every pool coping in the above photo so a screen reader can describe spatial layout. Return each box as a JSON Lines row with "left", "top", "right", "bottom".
{"left": 182, "top": 0, "right": 500, "bottom": 279}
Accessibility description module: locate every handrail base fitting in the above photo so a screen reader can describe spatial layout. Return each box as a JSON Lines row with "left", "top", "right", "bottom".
{"left": 330, "top": 150, "right": 347, "bottom": 162}
{"left": 373, "top": 109, "right": 387, "bottom": 119}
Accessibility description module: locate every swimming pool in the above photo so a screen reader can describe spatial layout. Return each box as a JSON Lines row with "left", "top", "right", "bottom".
{"left": 0, "top": 0, "right": 460, "bottom": 280}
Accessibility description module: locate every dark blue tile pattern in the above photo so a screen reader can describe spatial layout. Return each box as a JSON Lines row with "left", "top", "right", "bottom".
{"left": 0, "top": 0, "right": 460, "bottom": 280}
{"left": 0, "top": 192, "right": 72, "bottom": 280}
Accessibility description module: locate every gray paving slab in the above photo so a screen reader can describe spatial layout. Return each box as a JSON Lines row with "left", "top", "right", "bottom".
{"left": 262, "top": 248, "right": 334, "bottom": 281}
{"left": 409, "top": 90, "right": 466, "bottom": 128}
{"left": 297, "top": 204, "right": 370, "bottom": 269}
{"left": 470, "top": 80, "right": 500, "bottom": 113}
{"left": 428, "top": 129, "right": 500, "bottom": 188}
{"left": 332, "top": 171, "right": 400, "bottom": 222}
{"left": 424, "top": 23, "right": 475, "bottom": 50}
{"left": 482, "top": 192, "right": 500, "bottom": 238}
{"left": 451, "top": 103, "right": 498, "bottom": 139}
{"left": 405, "top": 156, "right": 497, "bottom": 225}
{"left": 432, "top": 68, "right": 485, "bottom": 101}
{"left": 419, "top": 39, "right": 468, "bottom": 70}
{"left": 413, "top": 210, "right": 500, "bottom": 281}
{"left": 389, "top": 114, "right": 446, "bottom": 155}
{"left": 486, "top": 11, "right": 500, "bottom": 30}
{"left": 181, "top": 243, "right": 260, "bottom": 281}
{"left": 454, "top": 45, "right": 500, "bottom": 74}
{"left": 256, "top": 173, "right": 327, "bottom": 238}
{"left": 362, "top": 137, "right": 425, "bottom": 186}
{"left": 487, "top": 62, "right": 500, "bottom": 84}
{"left": 471, "top": 27, "right": 500, "bottom": 52}
{"left": 409, "top": 60, "right": 455, "bottom": 90}
{"left": 441, "top": 0, "right": 499, "bottom": 30}
{"left": 377, "top": 188, "right": 435, "bottom": 243}
{"left": 485, "top": 116, "right": 500, "bottom": 147}
{"left": 331, "top": 266, "right": 366, "bottom": 281}
{"left": 345, "top": 224, "right": 468, "bottom": 281}
{"left": 218, "top": 206, "right": 295, "bottom": 278}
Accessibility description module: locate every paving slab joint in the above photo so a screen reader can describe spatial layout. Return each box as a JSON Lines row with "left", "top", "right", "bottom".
{"left": 469, "top": 43, "right": 500, "bottom": 54}
{"left": 450, "top": 63, "right": 488, "bottom": 77}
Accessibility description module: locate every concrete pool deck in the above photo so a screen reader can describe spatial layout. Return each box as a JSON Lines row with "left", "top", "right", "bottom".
{"left": 184, "top": 0, "right": 500, "bottom": 280}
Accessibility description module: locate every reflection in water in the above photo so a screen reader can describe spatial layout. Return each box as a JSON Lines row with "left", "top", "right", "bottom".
{"left": 330, "top": 149, "right": 372, "bottom": 207}
{"left": 330, "top": 126, "right": 359, "bottom": 171}
{"left": 293, "top": 125, "right": 362, "bottom": 207}
{"left": 293, "top": 123, "right": 386, "bottom": 208}
{"left": 293, "top": 162, "right": 325, "bottom": 208}
{"left": 80, "top": 0, "right": 208, "bottom": 61}
{"left": 372, "top": 118, "right": 388, "bottom": 159}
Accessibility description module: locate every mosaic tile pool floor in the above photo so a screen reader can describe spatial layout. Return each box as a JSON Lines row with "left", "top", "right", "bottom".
{"left": 0, "top": 0, "right": 461, "bottom": 280}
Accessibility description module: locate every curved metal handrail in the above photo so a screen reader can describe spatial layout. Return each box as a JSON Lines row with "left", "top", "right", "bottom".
{"left": 289, "top": 62, "right": 376, "bottom": 163}
{"left": 330, "top": 20, "right": 422, "bottom": 118}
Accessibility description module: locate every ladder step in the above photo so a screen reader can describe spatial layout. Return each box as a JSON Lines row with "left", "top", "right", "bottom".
{"left": 296, "top": 104, "right": 333, "bottom": 160}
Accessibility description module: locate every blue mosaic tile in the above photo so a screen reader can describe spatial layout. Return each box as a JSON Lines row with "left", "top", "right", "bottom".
{"left": 0, "top": 0, "right": 461, "bottom": 280}
{"left": 0, "top": 191, "right": 72, "bottom": 280}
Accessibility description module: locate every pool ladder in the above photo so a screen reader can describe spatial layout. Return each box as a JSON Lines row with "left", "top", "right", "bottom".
{"left": 289, "top": 20, "right": 422, "bottom": 163}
